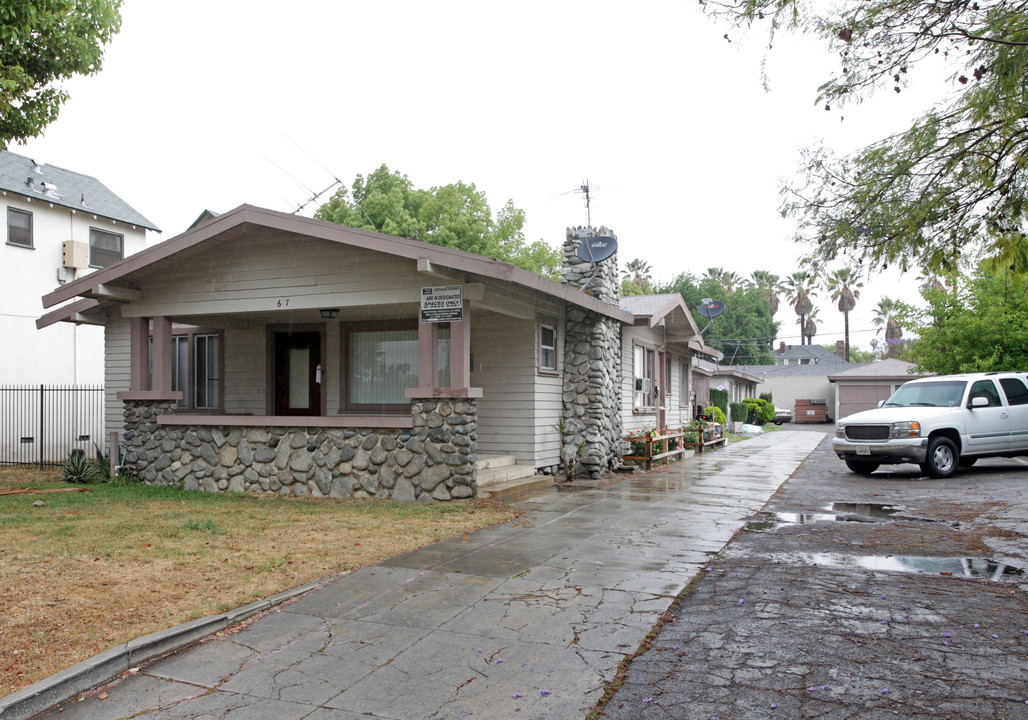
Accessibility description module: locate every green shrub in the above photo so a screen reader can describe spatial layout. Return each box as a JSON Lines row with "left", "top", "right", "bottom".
{"left": 729, "top": 402, "right": 749, "bottom": 425}
{"left": 704, "top": 405, "right": 726, "bottom": 424}
{"left": 60, "top": 451, "right": 102, "bottom": 484}
{"left": 709, "top": 388, "right": 729, "bottom": 418}
{"left": 743, "top": 398, "right": 776, "bottom": 425}
{"left": 759, "top": 392, "right": 773, "bottom": 404}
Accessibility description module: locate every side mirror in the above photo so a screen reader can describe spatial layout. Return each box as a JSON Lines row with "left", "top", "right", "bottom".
{"left": 877, "top": 400, "right": 885, "bottom": 408}
{"left": 969, "top": 396, "right": 990, "bottom": 409}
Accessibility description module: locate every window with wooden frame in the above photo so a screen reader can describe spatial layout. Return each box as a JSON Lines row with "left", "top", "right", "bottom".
{"left": 538, "top": 323, "right": 557, "bottom": 374}
{"left": 633, "top": 343, "right": 656, "bottom": 411}
{"left": 340, "top": 320, "right": 450, "bottom": 413}
{"left": 665, "top": 355, "right": 673, "bottom": 397}
{"left": 7, "top": 207, "right": 32, "bottom": 248}
{"left": 679, "top": 362, "right": 689, "bottom": 405}
{"left": 149, "top": 328, "right": 223, "bottom": 411}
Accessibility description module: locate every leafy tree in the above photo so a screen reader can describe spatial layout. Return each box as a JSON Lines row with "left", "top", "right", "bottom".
{"left": 658, "top": 272, "right": 778, "bottom": 364}
{"left": 825, "top": 267, "right": 863, "bottom": 361}
{"left": 898, "top": 267, "right": 1028, "bottom": 373}
{"left": 785, "top": 271, "right": 816, "bottom": 345}
{"left": 823, "top": 343, "right": 876, "bottom": 364}
{"left": 316, "top": 165, "right": 561, "bottom": 277}
{"left": 700, "top": 0, "right": 1028, "bottom": 278}
{"left": 622, "top": 258, "right": 653, "bottom": 288}
{"left": 1, "top": 0, "right": 123, "bottom": 146}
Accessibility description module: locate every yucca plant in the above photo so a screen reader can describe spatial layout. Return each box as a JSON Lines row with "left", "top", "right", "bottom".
{"left": 61, "top": 451, "right": 101, "bottom": 484}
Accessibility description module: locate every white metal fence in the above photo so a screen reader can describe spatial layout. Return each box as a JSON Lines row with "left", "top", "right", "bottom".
{"left": 0, "top": 385, "right": 105, "bottom": 467}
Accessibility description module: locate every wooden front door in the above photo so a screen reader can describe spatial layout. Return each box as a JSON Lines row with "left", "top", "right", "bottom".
{"left": 274, "top": 331, "right": 322, "bottom": 416}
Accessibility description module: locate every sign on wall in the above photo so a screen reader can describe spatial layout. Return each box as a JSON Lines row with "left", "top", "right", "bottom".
{"left": 421, "top": 285, "right": 463, "bottom": 322}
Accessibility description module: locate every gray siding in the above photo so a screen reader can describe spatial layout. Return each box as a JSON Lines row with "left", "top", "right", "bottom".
{"left": 103, "top": 319, "right": 131, "bottom": 444}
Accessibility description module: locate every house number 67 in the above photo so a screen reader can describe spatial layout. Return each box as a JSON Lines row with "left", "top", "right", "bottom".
{"left": 277, "top": 299, "right": 290, "bottom": 307}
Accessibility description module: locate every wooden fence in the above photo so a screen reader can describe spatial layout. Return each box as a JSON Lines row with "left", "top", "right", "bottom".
{"left": 622, "top": 423, "right": 726, "bottom": 470}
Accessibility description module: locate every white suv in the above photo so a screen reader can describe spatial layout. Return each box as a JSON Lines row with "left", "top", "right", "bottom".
{"left": 833, "top": 371, "right": 1028, "bottom": 478}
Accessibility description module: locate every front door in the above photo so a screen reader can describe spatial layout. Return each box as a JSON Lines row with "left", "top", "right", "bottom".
{"left": 274, "top": 331, "right": 322, "bottom": 416}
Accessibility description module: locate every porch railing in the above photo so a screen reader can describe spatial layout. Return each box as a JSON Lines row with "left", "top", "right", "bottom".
{"left": 622, "top": 423, "right": 726, "bottom": 470}
{"left": 0, "top": 385, "right": 105, "bottom": 467}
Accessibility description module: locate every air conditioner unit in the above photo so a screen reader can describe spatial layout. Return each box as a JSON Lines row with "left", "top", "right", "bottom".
{"left": 635, "top": 378, "right": 651, "bottom": 392}
{"left": 62, "top": 240, "right": 89, "bottom": 269}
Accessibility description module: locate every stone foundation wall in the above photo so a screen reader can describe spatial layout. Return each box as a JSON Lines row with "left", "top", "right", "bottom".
{"left": 121, "top": 398, "right": 478, "bottom": 502}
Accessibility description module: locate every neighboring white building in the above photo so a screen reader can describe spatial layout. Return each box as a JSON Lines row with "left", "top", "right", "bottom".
{"left": 1, "top": 150, "right": 159, "bottom": 385}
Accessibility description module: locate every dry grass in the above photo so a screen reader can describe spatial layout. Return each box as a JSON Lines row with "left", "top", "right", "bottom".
{"left": 0, "top": 466, "right": 519, "bottom": 696}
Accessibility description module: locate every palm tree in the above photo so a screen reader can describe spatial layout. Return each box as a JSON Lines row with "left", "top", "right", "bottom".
{"left": 873, "top": 297, "right": 903, "bottom": 357}
{"left": 785, "top": 271, "right": 816, "bottom": 344}
{"left": 803, "top": 307, "right": 823, "bottom": 345}
{"left": 703, "top": 267, "right": 742, "bottom": 295}
{"left": 748, "top": 270, "right": 783, "bottom": 318}
{"left": 622, "top": 258, "right": 652, "bottom": 288}
{"left": 826, "top": 267, "right": 863, "bottom": 362}
{"left": 917, "top": 270, "right": 945, "bottom": 294}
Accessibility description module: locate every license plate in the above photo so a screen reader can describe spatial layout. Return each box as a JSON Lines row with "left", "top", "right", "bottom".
{"left": 856, "top": 445, "right": 871, "bottom": 456}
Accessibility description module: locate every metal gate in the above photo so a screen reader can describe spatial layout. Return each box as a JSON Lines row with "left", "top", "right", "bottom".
{"left": 0, "top": 385, "right": 105, "bottom": 467}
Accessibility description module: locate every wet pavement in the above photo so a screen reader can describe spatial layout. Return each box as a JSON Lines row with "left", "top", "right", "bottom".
{"left": 16, "top": 431, "right": 823, "bottom": 720}
{"left": 600, "top": 427, "right": 1028, "bottom": 720}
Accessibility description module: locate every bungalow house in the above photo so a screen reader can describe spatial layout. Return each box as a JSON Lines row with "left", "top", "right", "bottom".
{"left": 37, "top": 205, "right": 707, "bottom": 500}
{"left": 691, "top": 358, "right": 762, "bottom": 417}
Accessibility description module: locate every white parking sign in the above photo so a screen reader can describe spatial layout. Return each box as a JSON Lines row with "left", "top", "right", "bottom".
{"left": 420, "top": 285, "right": 463, "bottom": 322}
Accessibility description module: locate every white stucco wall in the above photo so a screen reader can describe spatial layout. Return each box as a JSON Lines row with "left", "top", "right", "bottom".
{"left": 3, "top": 193, "right": 148, "bottom": 385}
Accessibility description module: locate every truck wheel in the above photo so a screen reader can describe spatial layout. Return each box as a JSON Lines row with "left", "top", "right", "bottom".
{"left": 920, "top": 437, "right": 958, "bottom": 478}
{"left": 845, "top": 459, "right": 880, "bottom": 475}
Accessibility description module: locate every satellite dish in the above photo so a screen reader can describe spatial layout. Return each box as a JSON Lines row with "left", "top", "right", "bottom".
{"left": 699, "top": 300, "right": 726, "bottom": 319}
{"left": 576, "top": 235, "right": 618, "bottom": 263}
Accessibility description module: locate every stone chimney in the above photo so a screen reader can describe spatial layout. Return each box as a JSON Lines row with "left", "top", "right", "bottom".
{"left": 559, "top": 226, "right": 623, "bottom": 479}
{"left": 779, "top": 341, "right": 786, "bottom": 354}
{"left": 835, "top": 340, "right": 846, "bottom": 358}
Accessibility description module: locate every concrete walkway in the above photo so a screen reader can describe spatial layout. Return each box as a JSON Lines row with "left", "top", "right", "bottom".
{"left": 17, "top": 430, "right": 823, "bottom": 720}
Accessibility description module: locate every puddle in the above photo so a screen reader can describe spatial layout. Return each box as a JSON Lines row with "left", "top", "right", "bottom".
{"left": 746, "top": 503, "right": 935, "bottom": 531}
{"left": 763, "top": 552, "right": 1025, "bottom": 582}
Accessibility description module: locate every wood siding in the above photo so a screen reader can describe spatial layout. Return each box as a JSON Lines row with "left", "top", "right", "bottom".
{"left": 621, "top": 325, "right": 692, "bottom": 433}
{"left": 120, "top": 233, "right": 428, "bottom": 319}
{"left": 471, "top": 307, "right": 563, "bottom": 468}
{"left": 103, "top": 319, "right": 131, "bottom": 442}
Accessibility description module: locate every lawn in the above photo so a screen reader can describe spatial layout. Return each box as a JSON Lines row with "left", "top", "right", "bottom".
{"left": 0, "top": 466, "right": 519, "bottom": 696}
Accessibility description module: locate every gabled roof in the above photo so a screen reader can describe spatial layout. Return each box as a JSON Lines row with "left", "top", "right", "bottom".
{"left": 745, "top": 355, "right": 858, "bottom": 378}
{"left": 773, "top": 344, "right": 844, "bottom": 362}
{"left": 692, "top": 358, "right": 762, "bottom": 384}
{"left": 828, "top": 358, "right": 929, "bottom": 382}
{"left": 620, "top": 292, "right": 702, "bottom": 345}
{"left": 0, "top": 149, "right": 160, "bottom": 232}
{"left": 39, "top": 204, "right": 635, "bottom": 326}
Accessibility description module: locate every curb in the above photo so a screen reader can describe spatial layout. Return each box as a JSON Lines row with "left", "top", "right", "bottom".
{"left": 0, "top": 580, "right": 326, "bottom": 720}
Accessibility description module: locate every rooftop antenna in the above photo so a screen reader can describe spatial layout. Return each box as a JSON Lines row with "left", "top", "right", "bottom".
{"left": 580, "top": 180, "right": 592, "bottom": 226}
{"left": 281, "top": 133, "right": 344, "bottom": 215}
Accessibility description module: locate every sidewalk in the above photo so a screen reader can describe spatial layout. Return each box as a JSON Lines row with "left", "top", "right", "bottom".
{"left": 7, "top": 430, "right": 823, "bottom": 720}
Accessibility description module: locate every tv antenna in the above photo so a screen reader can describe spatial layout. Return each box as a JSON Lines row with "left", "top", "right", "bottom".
{"left": 579, "top": 180, "right": 592, "bottom": 226}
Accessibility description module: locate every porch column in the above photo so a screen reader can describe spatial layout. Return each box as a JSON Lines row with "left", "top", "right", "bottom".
{"left": 449, "top": 301, "right": 471, "bottom": 388}
{"left": 151, "top": 316, "right": 173, "bottom": 394}
{"left": 129, "top": 317, "right": 149, "bottom": 391}
{"left": 417, "top": 321, "right": 439, "bottom": 388}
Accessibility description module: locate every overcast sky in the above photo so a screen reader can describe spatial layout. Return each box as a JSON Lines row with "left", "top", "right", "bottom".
{"left": 14, "top": 0, "right": 954, "bottom": 353}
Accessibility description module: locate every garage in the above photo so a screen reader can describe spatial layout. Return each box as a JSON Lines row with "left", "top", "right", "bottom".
{"left": 829, "top": 358, "right": 931, "bottom": 421}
